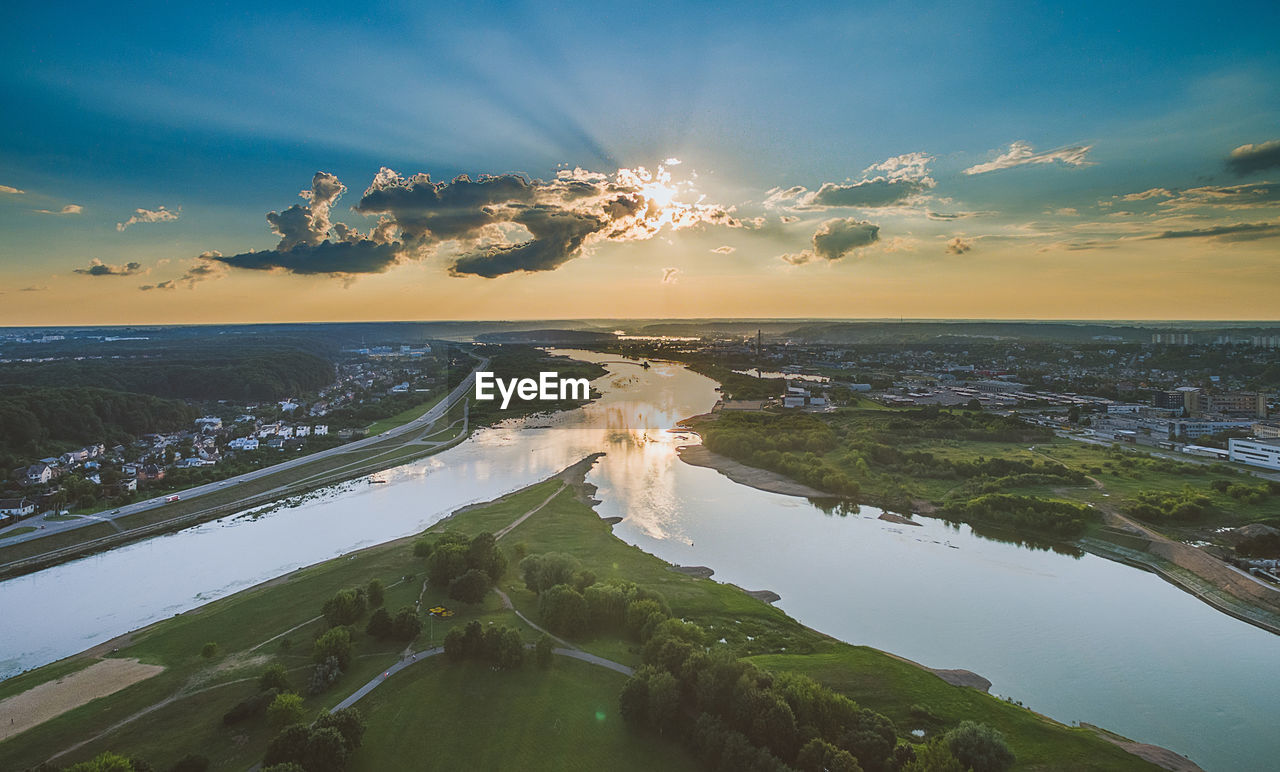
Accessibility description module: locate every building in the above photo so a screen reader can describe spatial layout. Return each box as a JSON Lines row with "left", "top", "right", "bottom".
{"left": 194, "top": 416, "right": 223, "bottom": 432}
{"left": 1171, "top": 419, "right": 1253, "bottom": 440}
{"left": 1228, "top": 438, "right": 1280, "bottom": 471}
{"left": 1253, "top": 422, "right": 1280, "bottom": 439}
{"left": 1205, "top": 391, "right": 1267, "bottom": 419}
{"left": 969, "top": 380, "right": 1028, "bottom": 393}
{"left": 0, "top": 497, "right": 36, "bottom": 519}
{"left": 24, "top": 463, "right": 53, "bottom": 485}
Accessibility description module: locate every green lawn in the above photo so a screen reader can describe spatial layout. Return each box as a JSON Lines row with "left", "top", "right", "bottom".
{"left": 350, "top": 656, "right": 699, "bottom": 772}
{"left": 364, "top": 391, "right": 446, "bottom": 436}
{"left": 0, "top": 525, "right": 38, "bottom": 540}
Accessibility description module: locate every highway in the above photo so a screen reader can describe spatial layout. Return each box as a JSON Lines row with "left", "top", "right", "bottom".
{"left": 0, "top": 357, "right": 488, "bottom": 550}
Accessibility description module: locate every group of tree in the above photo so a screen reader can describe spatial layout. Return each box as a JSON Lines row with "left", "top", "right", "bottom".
{"left": 0, "top": 348, "right": 334, "bottom": 402}
{"left": 309, "top": 578, "right": 421, "bottom": 691}
{"left": 442, "top": 620, "right": 526, "bottom": 669}
{"left": 939, "top": 493, "right": 1098, "bottom": 538}
{"left": 1235, "top": 530, "right": 1280, "bottom": 559}
{"left": 619, "top": 617, "right": 1015, "bottom": 772}
{"left": 518, "top": 552, "right": 672, "bottom": 640}
{"left": 414, "top": 530, "right": 507, "bottom": 603}
{"left": 702, "top": 414, "right": 861, "bottom": 497}
{"left": 262, "top": 707, "right": 366, "bottom": 772}
{"left": 1124, "top": 487, "right": 1215, "bottom": 522}
{"left": 0, "top": 385, "right": 195, "bottom": 470}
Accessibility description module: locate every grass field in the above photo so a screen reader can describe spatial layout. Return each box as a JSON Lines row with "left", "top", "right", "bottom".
{"left": 0, "top": 466, "right": 1159, "bottom": 771}
{"left": 0, "top": 525, "right": 38, "bottom": 540}
{"left": 351, "top": 656, "right": 698, "bottom": 772}
{"left": 364, "top": 391, "right": 446, "bottom": 436}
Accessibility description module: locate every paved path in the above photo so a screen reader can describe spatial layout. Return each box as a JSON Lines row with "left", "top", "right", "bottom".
{"left": 329, "top": 645, "right": 632, "bottom": 714}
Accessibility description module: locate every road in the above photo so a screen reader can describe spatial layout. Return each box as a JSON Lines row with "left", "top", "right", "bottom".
{"left": 0, "top": 357, "right": 488, "bottom": 549}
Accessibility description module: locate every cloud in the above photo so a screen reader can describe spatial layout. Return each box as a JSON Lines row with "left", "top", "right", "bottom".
{"left": 20, "top": 285, "right": 48, "bottom": 292}
{"left": 73, "top": 259, "right": 143, "bottom": 276}
{"left": 661, "top": 267, "right": 680, "bottom": 283}
{"left": 781, "top": 217, "right": 880, "bottom": 265}
{"left": 117, "top": 206, "right": 179, "bottom": 231}
{"left": 1144, "top": 222, "right": 1280, "bottom": 242}
{"left": 1120, "top": 188, "right": 1174, "bottom": 202}
{"left": 768, "top": 153, "right": 935, "bottom": 211}
{"left": 1147, "top": 182, "right": 1280, "bottom": 211}
{"left": 0, "top": 184, "right": 24, "bottom": 195}
{"left": 1227, "top": 140, "right": 1280, "bottom": 175}
{"left": 946, "top": 236, "right": 973, "bottom": 254}
{"left": 140, "top": 254, "right": 232, "bottom": 290}
{"left": 210, "top": 164, "right": 740, "bottom": 279}
{"left": 963, "top": 141, "right": 1093, "bottom": 175}
{"left": 711, "top": 245, "right": 735, "bottom": 254}
{"left": 210, "top": 239, "right": 403, "bottom": 275}
{"left": 34, "top": 204, "right": 83, "bottom": 215}
{"left": 881, "top": 236, "right": 920, "bottom": 253}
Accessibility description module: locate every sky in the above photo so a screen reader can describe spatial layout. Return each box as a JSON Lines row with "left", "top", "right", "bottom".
{"left": 1, "top": 0, "right": 1278, "bottom": 324}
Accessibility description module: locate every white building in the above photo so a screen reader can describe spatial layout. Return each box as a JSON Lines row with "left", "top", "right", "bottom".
{"left": 313, "top": 425, "right": 329, "bottom": 436}
{"left": 1228, "top": 438, "right": 1280, "bottom": 471}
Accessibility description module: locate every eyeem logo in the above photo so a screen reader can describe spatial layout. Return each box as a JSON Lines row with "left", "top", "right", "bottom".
{"left": 474, "top": 371, "right": 590, "bottom": 410}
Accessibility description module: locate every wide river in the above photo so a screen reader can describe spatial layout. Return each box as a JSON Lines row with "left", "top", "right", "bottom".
{"left": 1, "top": 352, "right": 1276, "bottom": 770}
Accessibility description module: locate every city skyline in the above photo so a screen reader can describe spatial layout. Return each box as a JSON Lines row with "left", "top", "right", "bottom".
{"left": 2, "top": 1, "right": 1279, "bottom": 323}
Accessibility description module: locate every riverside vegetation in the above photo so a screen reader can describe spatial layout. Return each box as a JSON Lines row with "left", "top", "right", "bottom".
{"left": 0, "top": 466, "right": 1160, "bottom": 771}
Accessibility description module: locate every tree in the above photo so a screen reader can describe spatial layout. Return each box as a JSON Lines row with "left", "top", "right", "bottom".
{"left": 647, "top": 670, "right": 682, "bottom": 736}
{"left": 322, "top": 588, "right": 367, "bottom": 626}
{"left": 302, "top": 726, "right": 350, "bottom": 772}
{"left": 426, "top": 543, "right": 470, "bottom": 586}
{"left": 260, "top": 663, "right": 291, "bottom": 692}
{"left": 366, "top": 578, "right": 385, "bottom": 608}
{"left": 902, "top": 739, "right": 966, "bottom": 772}
{"left": 261, "top": 765, "right": 306, "bottom": 772}
{"left": 365, "top": 607, "right": 393, "bottom": 639}
{"left": 200, "top": 642, "right": 219, "bottom": 659}
{"left": 263, "top": 724, "right": 311, "bottom": 767}
{"left": 313, "top": 627, "right": 353, "bottom": 669}
{"left": 946, "top": 721, "right": 1015, "bottom": 772}
{"left": 519, "top": 552, "right": 582, "bottom": 593}
{"left": 65, "top": 753, "right": 140, "bottom": 772}
{"left": 443, "top": 627, "right": 467, "bottom": 661}
{"left": 314, "top": 707, "right": 366, "bottom": 751}
{"left": 267, "top": 693, "right": 306, "bottom": 727}
{"left": 619, "top": 673, "right": 650, "bottom": 725}
{"left": 497, "top": 627, "right": 525, "bottom": 669}
{"left": 535, "top": 633, "right": 554, "bottom": 668}
{"left": 448, "top": 568, "right": 492, "bottom": 604}
{"left": 539, "top": 583, "right": 587, "bottom": 636}
{"left": 797, "top": 738, "right": 862, "bottom": 772}
{"left": 391, "top": 606, "right": 423, "bottom": 641}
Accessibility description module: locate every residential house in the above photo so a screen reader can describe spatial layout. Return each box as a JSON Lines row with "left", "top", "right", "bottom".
{"left": 25, "top": 463, "right": 53, "bottom": 486}
{"left": 0, "top": 497, "right": 36, "bottom": 519}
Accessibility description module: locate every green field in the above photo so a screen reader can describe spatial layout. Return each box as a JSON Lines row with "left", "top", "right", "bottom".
{"left": 0, "top": 525, "right": 38, "bottom": 540}
{"left": 351, "top": 656, "right": 698, "bottom": 772}
{"left": 364, "top": 391, "right": 445, "bottom": 436}
{"left": 0, "top": 465, "right": 1159, "bottom": 771}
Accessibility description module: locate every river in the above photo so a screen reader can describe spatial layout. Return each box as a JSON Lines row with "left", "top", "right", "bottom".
{"left": 0, "top": 351, "right": 1276, "bottom": 770}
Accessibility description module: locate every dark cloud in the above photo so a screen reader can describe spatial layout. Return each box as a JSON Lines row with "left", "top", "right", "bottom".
{"left": 1145, "top": 222, "right": 1280, "bottom": 242}
{"left": 355, "top": 170, "right": 536, "bottom": 241}
{"left": 808, "top": 178, "right": 930, "bottom": 208}
{"left": 782, "top": 218, "right": 880, "bottom": 265}
{"left": 451, "top": 206, "right": 605, "bottom": 277}
{"left": 1227, "top": 140, "right": 1280, "bottom": 175}
{"left": 73, "top": 259, "right": 142, "bottom": 276}
{"left": 946, "top": 236, "right": 973, "bottom": 254}
{"left": 209, "top": 239, "right": 402, "bottom": 275}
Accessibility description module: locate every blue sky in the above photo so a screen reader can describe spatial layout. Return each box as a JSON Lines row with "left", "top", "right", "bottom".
{"left": 2, "top": 1, "right": 1278, "bottom": 322}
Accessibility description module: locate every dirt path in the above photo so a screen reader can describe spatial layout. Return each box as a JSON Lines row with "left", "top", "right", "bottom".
{"left": 494, "top": 483, "right": 567, "bottom": 540}
{"left": 0, "top": 659, "right": 163, "bottom": 742}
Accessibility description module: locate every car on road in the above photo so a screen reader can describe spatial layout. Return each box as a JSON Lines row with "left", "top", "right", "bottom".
{"left": 112, "top": 509, "right": 121, "bottom": 514}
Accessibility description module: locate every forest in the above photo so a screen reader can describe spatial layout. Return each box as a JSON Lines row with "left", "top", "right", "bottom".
{"left": 0, "top": 386, "right": 196, "bottom": 470}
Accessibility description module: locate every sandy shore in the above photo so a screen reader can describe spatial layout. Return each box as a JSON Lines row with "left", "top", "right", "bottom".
{"left": 676, "top": 444, "right": 828, "bottom": 498}
{"left": 0, "top": 658, "right": 163, "bottom": 742}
